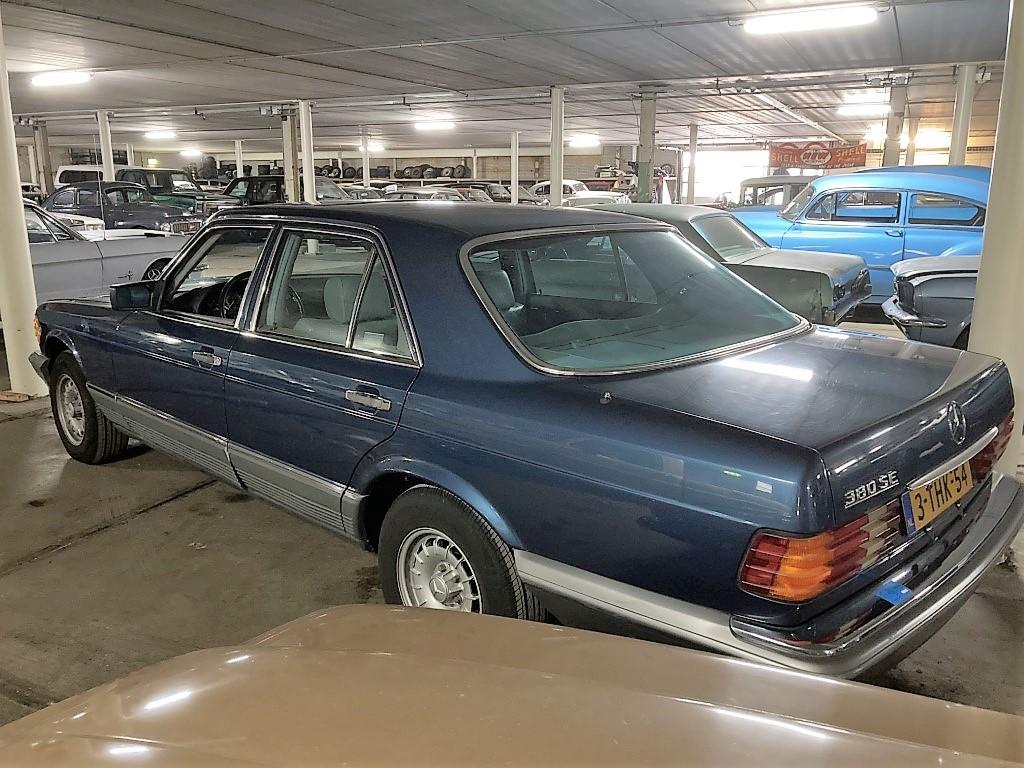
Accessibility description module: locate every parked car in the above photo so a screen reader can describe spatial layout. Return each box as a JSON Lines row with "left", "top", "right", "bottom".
{"left": 734, "top": 168, "right": 988, "bottom": 305}
{"left": 223, "top": 174, "right": 354, "bottom": 205}
{"left": 4, "top": 605, "right": 1024, "bottom": 766}
{"left": 54, "top": 164, "right": 127, "bottom": 187}
{"left": 383, "top": 186, "right": 467, "bottom": 200}
{"left": 883, "top": 255, "right": 980, "bottom": 348}
{"left": 603, "top": 203, "right": 870, "bottom": 324}
{"left": 41, "top": 181, "right": 204, "bottom": 235}
{"left": 21, "top": 200, "right": 185, "bottom": 304}
{"left": 115, "top": 167, "right": 236, "bottom": 214}
{"left": 339, "top": 184, "right": 383, "bottom": 200}
{"left": 30, "top": 203, "right": 1022, "bottom": 678}
{"left": 733, "top": 175, "right": 814, "bottom": 210}
{"left": 437, "top": 181, "right": 548, "bottom": 205}
{"left": 529, "top": 179, "right": 631, "bottom": 206}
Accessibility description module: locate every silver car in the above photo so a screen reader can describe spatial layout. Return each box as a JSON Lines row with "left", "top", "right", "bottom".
{"left": 22, "top": 201, "right": 188, "bottom": 304}
{"left": 883, "top": 255, "right": 979, "bottom": 348}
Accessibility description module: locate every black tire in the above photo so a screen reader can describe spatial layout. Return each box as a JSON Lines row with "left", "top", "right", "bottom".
{"left": 143, "top": 258, "right": 170, "bottom": 281}
{"left": 49, "top": 352, "right": 129, "bottom": 465}
{"left": 379, "top": 485, "right": 543, "bottom": 620}
{"left": 410, "top": 166, "right": 424, "bottom": 179}
{"left": 422, "top": 166, "right": 438, "bottom": 179}
{"left": 453, "top": 164, "right": 469, "bottom": 178}
{"left": 342, "top": 166, "right": 357, "bottom": 179}
{"left": 954, "top": 327, "right": 971, "bottom": 350}
{"left": 440, "top": 166, "right": 454, "bottom": 177}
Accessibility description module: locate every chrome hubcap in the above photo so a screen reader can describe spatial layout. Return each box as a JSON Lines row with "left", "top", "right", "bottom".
{"left": 55, "top": 373, "right": 86, "bottom": 446}
{"left": 397, "top": 528, "right": 481, "bottom": 612}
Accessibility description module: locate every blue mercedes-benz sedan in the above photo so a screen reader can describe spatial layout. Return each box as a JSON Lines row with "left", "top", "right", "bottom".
{"left": 734, "top": 167, "right": 988, "bottom": 304}
{"left": 29, "top": 203, "right": 1022, "bottom": 677}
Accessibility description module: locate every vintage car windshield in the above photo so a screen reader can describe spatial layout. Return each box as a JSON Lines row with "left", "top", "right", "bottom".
{"left": 780, "top": 183, "right": 815, "bottom": 220}
{"left": 468, "top": 229, "right": 800, "bottom": 373}
{"left": 147, "top": 171, "right": 202, "bottom": 193}
{"left": 691, "top": 214, "right": 769, "bottom": 258}
{"left": 315, "top": 178, "right": 351, "bottom": 200}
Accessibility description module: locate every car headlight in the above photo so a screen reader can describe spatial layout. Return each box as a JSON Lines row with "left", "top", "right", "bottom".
{"left": 158, "top": 221, "right": 173, "bottom": 231}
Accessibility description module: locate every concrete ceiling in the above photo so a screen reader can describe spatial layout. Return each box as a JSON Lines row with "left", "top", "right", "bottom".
{"left": 1, "top": 0, "right": 1010, "bottom": 152}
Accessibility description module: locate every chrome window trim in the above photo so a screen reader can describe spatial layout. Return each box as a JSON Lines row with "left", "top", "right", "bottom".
{"left": 909, "top": 426, "right": 997, "bottom": 488}
{"left": 798, "top": 187, "right": 904, "bottom": 227}
{"left": 242, "top": 221, "right": 422, "bottom": 368}
{"left": 345, "top": 255, "right": 377, "bottom": 350}
{"left": 459, "top": 224, "right": 810, "bottom": 378}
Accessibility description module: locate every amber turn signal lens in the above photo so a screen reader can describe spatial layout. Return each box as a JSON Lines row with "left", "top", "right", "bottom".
{"left": 739, "top": 500, "right": 902, "bottom": 602}
{"left": 33, "top": 315, "right": 42, "bottom": 345}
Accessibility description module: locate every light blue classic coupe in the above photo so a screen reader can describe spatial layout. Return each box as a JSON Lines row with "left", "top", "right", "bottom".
{"left": 734, "top": 167, "right": 989, "bottom": 304}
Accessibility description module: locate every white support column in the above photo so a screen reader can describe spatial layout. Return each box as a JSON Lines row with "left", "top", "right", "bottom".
{"left": 950, "top": 63, "right": 978, "bottom": 165}
{"left": 360, "top": 127, "right": 371, "bottom": 187}
{"left": 281, "top": 112, "right": 299, "bottom": 203}
{"left": 125, "top": 143, "right": 134, "bottom": 167}
{"left": 549, "top": 85, "right": 565, "bottom": 207}
{"left": 234, "top": 139, "right": 244, "bottom": 178}
{"left": 674, "top": 147, "right": 683, "bottom": 203}
{"left": 970, "top": 6, "right": 1024, "bottom": 474}
{"left": 27, "top": 143, "right": 38, "bottom": 187}
{"left": 0, "top": 7, "right": 46, "bottom": 397}
{"left": 637, "top": 85, "right": 657, "bottom": 203}
{"left": 32, "top": 122, "right": 53, "bottom": 195}
{"left": 686, "top": 123, "right": 698, "bottom": 204}
{"left": 297, "top": 99, "right": 316, "bottom": 204}
{"left": 510, "top": 131, "right": 520, "bottom": 204}
{"left": 904, "top": 117, "right": 920, "bottom": 166}
{"left": 882, "top": 83, "right": 908, "bottom": 167}
{"left": 471, "top": 148, "right": 478, "bottom": 179}
{"left": 97, "top": 110, "right": 115, "bottom": 181}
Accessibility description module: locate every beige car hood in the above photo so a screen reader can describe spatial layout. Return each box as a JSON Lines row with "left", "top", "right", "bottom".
{"left": 1, "top": 605, "right": 1022, "bottom": 766}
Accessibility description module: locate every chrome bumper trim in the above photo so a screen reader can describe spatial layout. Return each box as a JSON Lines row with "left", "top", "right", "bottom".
{"left": 909, "top": 426, "right": 997, "bottom": 488}
{"left": 882, "top": 296, "right": 947, "bottom": 328}
{"left": 515, "top": 475, "right": 1023, "bottom": 678}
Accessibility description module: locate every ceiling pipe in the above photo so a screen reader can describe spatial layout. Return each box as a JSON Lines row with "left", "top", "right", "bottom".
{"left": 752, "top": 92, "right": 846, "bottom": 142}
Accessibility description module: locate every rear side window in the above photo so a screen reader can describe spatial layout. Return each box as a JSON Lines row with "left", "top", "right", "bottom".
{"left": 51, "top": 189, "right": 76, "bottom": 206}
{"left": 805, "top": 190, "right": 900, "bottom": 224}
{"left": 59, "top": 169, "right": 101, "bottom": 185}
{"left": 907, "top": 193, "right": 984, "bottom": 226}
{"left": 257, "top": 230, "right": 412, "bottom": 361}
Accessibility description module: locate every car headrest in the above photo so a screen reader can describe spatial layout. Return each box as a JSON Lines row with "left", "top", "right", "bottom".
{"left": 477, "top": 269, "right": 516, "bottom": 311}
{"left": 323, "top": 275, "right": 360, "bottom": 322}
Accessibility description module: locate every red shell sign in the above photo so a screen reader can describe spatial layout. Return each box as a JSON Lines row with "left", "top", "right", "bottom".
{"left": 769, "top": 141, "right": 868, "bottom": 169}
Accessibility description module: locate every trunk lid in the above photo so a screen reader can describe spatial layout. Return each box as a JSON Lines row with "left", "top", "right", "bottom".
{"left": 585, "top": 327, "right": 1011, "bottom": 527}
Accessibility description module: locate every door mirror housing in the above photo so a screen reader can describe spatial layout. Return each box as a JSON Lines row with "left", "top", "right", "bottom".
{"left": 110, "top": 281, "right": 159, "bottom": 311}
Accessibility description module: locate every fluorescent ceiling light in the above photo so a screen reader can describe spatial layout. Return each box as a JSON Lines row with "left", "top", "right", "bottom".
{"left": 914, "top": 130, "right": 951, "bottom": 149}
{"left": 360, "top": 140, "right": 385, "bottom": 152}
{"left": 145, "top": 130, "right": 177, "bottom": 139}
{"left": 843, "top": 91, "right": 889, "bottom": 104}
{"left": 414, "top": 120, "right": 455, "bottom": 131}
{"left": 180, "top": 148, "right": 202, "bottom": 157}
{"left": 146, "top": 158, "right": 159, "bottom": 166}
{"left": 837, "top": 103, "right": 891, "bottom": 117}
{"left": 568, "top": 134, "right": 601, "bottom": 148}
{"left": 31, "top": 70, "right": 92, "bottom": 87}
{"left": 864, "top": 124, "right": 886, "bottom": 142}
{"left": 744, "top": 4, "right": 878, "bottom": 35}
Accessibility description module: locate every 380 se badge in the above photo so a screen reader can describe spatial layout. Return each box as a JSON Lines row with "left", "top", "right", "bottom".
{"left": 844, "top": 470, "right": 900, "bottom": 509}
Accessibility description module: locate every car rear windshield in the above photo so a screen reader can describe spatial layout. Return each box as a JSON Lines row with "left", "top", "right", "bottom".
{"left": 691, "top": 214, "right": 768, "bottom": 258}
{"left": 467, "top": 229, "right": 800, "bottom": 373}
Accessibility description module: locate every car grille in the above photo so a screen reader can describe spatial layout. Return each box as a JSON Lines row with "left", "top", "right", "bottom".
{"left": 896, "top": 277, "right": 915, "bottom": 310}
{"left": 169, "top": 219, "right": 202, "bottom": 234}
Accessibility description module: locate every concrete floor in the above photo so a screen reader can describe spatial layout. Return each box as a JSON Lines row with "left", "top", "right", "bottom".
{"left": 1, "top": 325, "right": 1023, "bottom": 725}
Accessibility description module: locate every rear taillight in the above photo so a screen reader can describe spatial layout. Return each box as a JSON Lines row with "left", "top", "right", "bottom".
{"left": 739, "top": 500, "right": 902, "bottom": 602}
{"left": 971, "top": 410, "right": 1015, "bottom": 482}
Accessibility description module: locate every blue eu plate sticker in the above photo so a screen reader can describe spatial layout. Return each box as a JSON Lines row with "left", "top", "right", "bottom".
{"left": 877, "top": 581, "right": 913, "bottom": 606}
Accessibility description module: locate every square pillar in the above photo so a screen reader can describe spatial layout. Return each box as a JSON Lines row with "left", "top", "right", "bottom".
{"left": 637, "top": 85, "right": 657, "bottom": 203}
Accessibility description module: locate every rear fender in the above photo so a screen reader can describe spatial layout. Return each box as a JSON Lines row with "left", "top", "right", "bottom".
{"left": 351, "top": 454, "right": 524, "bottom": 550}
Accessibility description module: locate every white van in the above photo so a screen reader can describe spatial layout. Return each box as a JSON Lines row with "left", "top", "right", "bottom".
{"left": 54, "top": 164, "right": 128, "bottom": 188}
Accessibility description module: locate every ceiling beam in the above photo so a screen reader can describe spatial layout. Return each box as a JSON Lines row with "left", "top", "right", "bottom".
{"left": 753, "top": 92, "right": 847, "bottom": 142}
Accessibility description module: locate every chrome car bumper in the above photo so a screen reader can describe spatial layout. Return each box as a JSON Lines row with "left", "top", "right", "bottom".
{"left": 882, "top": 295, "right": 947, "bottom": 329}
{"left": 516, "top": 474, "right": 1023, "bottom": 678}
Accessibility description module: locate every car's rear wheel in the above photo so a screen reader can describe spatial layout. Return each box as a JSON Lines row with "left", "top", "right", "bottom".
{"left": 49, "top": 352, "right": 129, "bottom": 464}
{"left": 379, "top": 485, "right": 542, "bottom": 619}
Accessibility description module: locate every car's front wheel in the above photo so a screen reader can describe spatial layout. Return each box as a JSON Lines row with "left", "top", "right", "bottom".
{"left": 379, "top": 485, "right": 542, "bottom": 620}
{"left": 49, "top": 352, "right": 129, "bottom": 464}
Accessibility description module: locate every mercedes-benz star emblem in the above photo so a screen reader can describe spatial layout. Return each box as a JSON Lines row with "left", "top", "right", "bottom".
{"left": 948, "top": 401, "right": 968, "bottom": 446}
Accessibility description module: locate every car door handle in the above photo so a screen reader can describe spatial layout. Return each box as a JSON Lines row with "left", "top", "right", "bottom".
{"left": 192, "top": 350, "right": 223, "bottom": 367}
{"left": 345, "top": 389, "right": 391, "bottom": 412}
{"left": 885, "top": 228, "right": 904, "bottom": 237}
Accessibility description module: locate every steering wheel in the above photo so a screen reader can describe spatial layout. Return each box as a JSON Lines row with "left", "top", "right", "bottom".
{"left": 219, "top": 271, "right": 252, "bottom": 319}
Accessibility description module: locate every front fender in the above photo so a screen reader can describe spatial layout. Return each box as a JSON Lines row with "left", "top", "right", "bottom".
{"left": 350, "top": 450, "right": 525, "bottom": 550}
{"left": 41, "top": 326, "right": 85, "bottom": 373}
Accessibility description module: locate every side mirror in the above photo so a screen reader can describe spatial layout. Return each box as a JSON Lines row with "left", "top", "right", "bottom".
{"left": 110, "top": 281, "right": 158, "bottom": 311}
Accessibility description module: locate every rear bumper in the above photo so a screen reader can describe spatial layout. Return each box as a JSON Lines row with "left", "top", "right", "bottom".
{"left": 517, "top": 474, "right": 1024, "bottom": 678}
{"left": 883, "top": 295, "right": 947, "bottom": 329}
